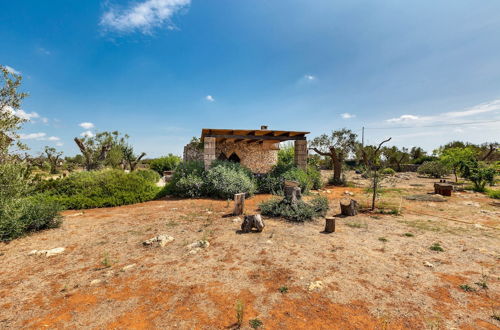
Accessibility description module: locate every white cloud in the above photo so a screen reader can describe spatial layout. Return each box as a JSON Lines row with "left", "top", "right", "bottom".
{"left": 19, "top": 132, "right": 61, "bottom": 142}
{"left": 80, "top": 130, "right": 94, "bottom": 138}
{"left": 37, "top": 47, "right": 51, "bottom": 55}
{"left": 56, "top": 142, "right": 63, "bottom": 147}
{"left": 341, "top": 112, "right": 356, "bottom": 119}
{"left": 79, "top": 122, "right": 94, "bottom": 129}
{"left": 4, "top": 65, "right": 20, "bottom": 75}
{"left": 20, "top": 133, "right": 46, "bottom": 140}
{"left": 304, "top": 74, "right": 316, "bottom": 81}
{"left": 2, "top": 106, "right": 40, "bottom": 121}
{"left": 205, "top": 95, "right": 215, "bottom": 102}
{"left": 41, "top": 117, "right": 49, "bottom": 124}
{"left": 386, "top": 99, "right": 500, "bottom": 125}
{"left": 386, "top": 114, "right": 419, "bottom": 123}
{"left": 100, "top": 0, "right": 190, "bottom": 34}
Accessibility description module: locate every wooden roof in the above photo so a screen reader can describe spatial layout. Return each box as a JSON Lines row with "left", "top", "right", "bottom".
{"left": 201, "top": 128, "right": 309, "bottom": 143}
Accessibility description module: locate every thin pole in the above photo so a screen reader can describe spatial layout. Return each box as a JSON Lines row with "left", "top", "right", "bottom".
{"left": 361, "top": 126, "right": 365, "bottom": 148}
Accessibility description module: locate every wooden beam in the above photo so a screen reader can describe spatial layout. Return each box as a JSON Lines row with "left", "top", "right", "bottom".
{"left": 205, "top": 134, "right": 305, "bottom": 141}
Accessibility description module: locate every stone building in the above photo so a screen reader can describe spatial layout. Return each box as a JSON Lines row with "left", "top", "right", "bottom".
{"left": 183, "top": 126, "right": 310, "bottom": 174}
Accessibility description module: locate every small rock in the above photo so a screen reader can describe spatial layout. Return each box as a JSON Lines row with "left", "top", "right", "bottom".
{"left": 265, "top": 240, "right": 273, "bottom": 245}
{"left": 122, "top": 264, "right": 136, "bottom": 271}
{"left": 308, "top": 281, "right": 324, "bottom": 291}
{"left": 326, "top": 190, "right": 332, "bottom": 194}
{"left": 187, "top": 240, "right": 210, "bottom": 249}
{"left": 474, "top": 224, "right": 483, "bottom": 229}
{"left": 463, "top": 201, "right": 480, "bottom": 207}
{"left": 232, "top": 217, "right": 242, "bottom": 223}
{"left": 90, "top": 279, "right": 102, "bottom": 286}
{"left": 423, "top": 261, "right": 434, "bottom": 268}
{"left": 28, "top": 247, "right": 65, "bottom": 257}
{"left": 344, "top": 191, "right": 354, "bottom": 196}
{"left": 143, "top": 235, "right": 174, "bottom": 247}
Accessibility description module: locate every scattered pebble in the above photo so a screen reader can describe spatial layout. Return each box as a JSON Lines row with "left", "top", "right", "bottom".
{"left": 423, "top": 261, "right": 434, "bottom": 268}
{"left": 90, "top": 279, "right": 102, "bottom": 286}
{"left": 232, "top": 217, "right": 242, "bottom": 223}
{"left": 143, "top": 235, "right": 174, "bottom": 247}
{"left": 308, "top": 281, "right": 324, "bottom": 291}
{"left": 187, "top": 240, "right": 210, "bottom": 254}
{"left": 122, "top": 264, "right": 136, "bottom": 271}
{"left": 28, "top": 247, "right": 65, "bottom": 257}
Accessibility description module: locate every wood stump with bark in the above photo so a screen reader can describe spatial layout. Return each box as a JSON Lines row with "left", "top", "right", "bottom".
{"left": 284, "top": 186, "right": 301, "bottom": 204}
{"left": 241, "top": 214, "right": 265, "bottom": 233}
{"left": 340, "top": 198, "right": 358, "bottom": 216}
{"left": 324, "top": 217, "right": 336, "bottom": 233}
{"left": 233, "top": 193, "right": 245, "bottom": 216}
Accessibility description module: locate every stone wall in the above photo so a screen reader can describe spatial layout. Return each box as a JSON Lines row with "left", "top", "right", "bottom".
{"left": 216, "top": 141, "right": 278, "bottom": 174}
{"left": 183, "top": 144, "right": 203, "bottom": 162}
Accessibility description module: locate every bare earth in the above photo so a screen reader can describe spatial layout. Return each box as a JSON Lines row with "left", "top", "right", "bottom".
{"left": 0, "top": 172, "right": 499, "bottom": 329}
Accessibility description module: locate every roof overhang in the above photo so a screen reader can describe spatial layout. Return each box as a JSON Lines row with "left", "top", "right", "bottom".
{"left": 201, "top": 128, "right": 309, "bottom": 143}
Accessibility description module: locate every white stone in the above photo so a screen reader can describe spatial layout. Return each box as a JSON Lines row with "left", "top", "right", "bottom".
{"left": 232, "top": 217, "right": 242, "bottom": 223}
{"left": 423, "top": 261, "right": 434, "bottom": 268}
{"left": 187, "top": 240, "right": 210, "bottom": 249}
{"left": 122, "top": 264, "right": 136, "bottom": 271}
{"left": 143, "top": 235, "right": 174, "bottom": 247}
{"left": 308, "top": 281, "right": 324, "bottom": 291}
{"left": 90, "top": 279, "right": 102, "bottom": 286}
{"left": 28, "top": 247, "right": 65, "bottom": 257}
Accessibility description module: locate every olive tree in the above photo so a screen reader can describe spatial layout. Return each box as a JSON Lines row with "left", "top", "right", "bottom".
{"left": 310, "top": 128, "right": 357, "bottom": 185}
{"left": 44, "top": 146, "right": 63, "bottom": 174}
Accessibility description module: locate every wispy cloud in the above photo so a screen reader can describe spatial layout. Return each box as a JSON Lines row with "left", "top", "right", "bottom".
{"left": 79, "top": 122, "right": 95, "bottom": 129}
{"left": 19, "top": 132, "right": 61, "bottom": 142}
{"left": 386, "top": 99, "right": 500, "bottom": 125}
{"left": 341, "top": 112, "right": 355, "bottom": 119}
{"left": 100, "top": 0, "right": 190, "bottom": 34}
{"left": 4, "top": 65, "right": 20, "bottom": 75}
{"left": 37, "top": 47, "right": 51, "bottom": 55}
{"left": 2, "top": 106, "right": 40, "bottom": 122}
{"left": 304, "top": 74, "right": 316, "bottom": 81}
{"left": 205, "top": 95, "right": 215, "bottom": 102}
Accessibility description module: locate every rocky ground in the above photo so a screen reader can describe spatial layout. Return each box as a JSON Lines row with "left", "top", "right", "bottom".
{"left": 0, "top": 172, "right": 499, "bottom": 329}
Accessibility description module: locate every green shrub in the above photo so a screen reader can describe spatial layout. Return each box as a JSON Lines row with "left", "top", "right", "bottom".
{"left": 135, "top": 169, "right": 161, "bottom": 183}
{"left": 37, "top": 169, "right": 161, "bottom": 209}
{"left": 259, "top": 196, "right": 329, "bottom": 222}
{"left": 204, "top": 161, "right": 256, "bottom": 199}
{"left": 0, "top": 163, "right": 62, "bottom": 241}
{"left": 417, "top": 161, "right": 450, "bottom": 178}
{"left": 381, "top": 168, "right": 396, "bottom": 175}
{"left": 163, "top": 161, "right": 206, "bottom": 197}
{"left": 306, "top": 166, "right": 323, "bottom": 190}
{"left": 486, "top": 189, "right": 500, "bottom": 199}
{"left": 257, "top": 163, "right": 320, "bottom": 194}
{"left": 149, "top": 154, "right": 181, "bottom": 174}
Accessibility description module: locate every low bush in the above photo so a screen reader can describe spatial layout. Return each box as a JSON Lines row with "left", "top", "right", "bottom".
{"left": 0, "top": 163, "right": 62, "bottom": 241}
{"left": 486, "top": 189, "right": 500, "bottom": 199}
{"left": 37, "top": 169, "right": 161, "bottom": 209}
{"left": 417, "top": 161, "right": 450, "bottom": 178}
{"left": 134, "top": 169, "right": 161, "bottom": 183}
{"left": 259, "top": 196, "right": 329, "bottom": 222}
{"left": 257, "top": 163, "right": 322, "bottom": 195}
{"left": 381, "top": 168, "right": 396, "bottom": 175}
{"left": 149, "top": 154, "right": 181, "bottom": 175}
{"left": 204, "top": 161, "right": 257, "bottom": 199}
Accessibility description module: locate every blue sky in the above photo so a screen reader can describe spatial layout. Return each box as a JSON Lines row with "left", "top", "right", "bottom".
{"left": 2, "top": 0, "right": 500, "bottom": 157}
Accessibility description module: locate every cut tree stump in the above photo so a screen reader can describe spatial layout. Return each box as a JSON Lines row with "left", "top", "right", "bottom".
{"left": 340, "top": 198, "right": 358, "bottom": 216}
{"left": 241, "top": 214, "right": 265, "bottom": 233}
{"left": 324, "top": 217, "right": 335, "bottom": 233}
{"left": 284, "top": 186, "right": 301, "bottom": 204}
{"left": 233, "top": 193, "right": 245, "bottom": 216}
{"left": 434, "top": 183, "right": 452, "bottom": 196}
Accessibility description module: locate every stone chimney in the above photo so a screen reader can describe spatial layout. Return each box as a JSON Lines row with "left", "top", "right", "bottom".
{"left": 260, "top": 125, "right": 269, "bottom": 130}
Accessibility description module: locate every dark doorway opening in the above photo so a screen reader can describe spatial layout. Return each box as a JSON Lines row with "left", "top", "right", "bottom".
{"left": 228, "top": 152, "right": 241, "bottom": 163}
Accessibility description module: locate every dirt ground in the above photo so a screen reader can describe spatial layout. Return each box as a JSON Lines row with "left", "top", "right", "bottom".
{"left": 0, "top": 171, "right": 499, "bottom": 329}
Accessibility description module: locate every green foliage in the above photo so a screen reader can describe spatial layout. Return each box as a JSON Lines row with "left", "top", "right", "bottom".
{"left": 259, "top": 196, "right": 329, "bottom": 222}
{"left": 412, "top": 155, "right": 437, "bottom": 165}
{"left": 235, "top": 300, "right": 244, "bottom": 327}
{"left": 381, "top": 168, "right": 396, "bottom": 175}
{"left": 257, "top": 163, "right": 321, "bottom": 195}
{"left": 486, "top": 189, "right": 500, "bottom": 199}
{"left": 378, "top": 237, "right": 388, "bottom": 242}
{"left": 135, "top": 169, "right": 161, "bottom": 183}
{"left": 459, "top": 284, "right": 476, "bottom": 292}
{"left": 417, "top": 161, "right": 450, "bottom": 178}
{"left": 429, "top": 242, "right": 444, "bottom": 252}
{"left": 403, "top": 232, "right": 414, "bottom": 237}
{"left": 0, "top": 163, "right": 61, "bottom": 241}
{"left": 277, "top": 143, "right": 294, "bottom": 166}
{"left": 439, "top": 147, "right": 477, "bottom": 181}
{"left": 36, "top": 169, "right": 161, "bottom": 209}
{"left": 249, "top": 319, "right": 263, "bottom": 329}
{"left": 149, "top": 154, "right": 181, "bottom": 174}
{"left": 278, "top": 286, "right": 289, "bottom": 293}
{"left": 459, "top": 159, "right": 496, "bottom": 192}
{"left": 204, "top": 161, "right": 256, "bottom": 199}
{"left": 163, "top": 161, "right": 205, "bottom": 198}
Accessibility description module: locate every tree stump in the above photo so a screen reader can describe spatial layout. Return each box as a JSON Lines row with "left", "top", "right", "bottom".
{"left": 434, "top": 183, "right": 452, "bottom": 196}
{"left": 340, "top": 198, "right": 358, "bottom": 216}
{"left": 233, "top": 193, "right": 245, "bottom": 215}
{"left": 284, "top": 186, "right": 301, "bottom": 204}
{"left": 241, "top": 214, "right": 265, "bottom": 233}
{"left": 324, "top": 217, "right": 335, "bottom": 233}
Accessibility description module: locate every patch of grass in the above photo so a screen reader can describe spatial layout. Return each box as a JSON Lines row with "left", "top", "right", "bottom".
{"left": 403, "top": 232, "right": 414, "bottom": 237}
{"left": 278, "top": 286, "right": 289, "bottom": 293}
{"left": 249, "top": 318, "right": 263, "bottom": 329}
{"left": 459, "top": 284, "right": 476, "bottom": 292}
{"left": 101, "top": 253, "right": 113, "bottom": 268}
{"left": 235, "top": 300, "right": 244, "bottom": 327}
{"left": 487, "top": 189, "right": 500, "bottom": 199}
{"left": 475, "top": 281, "right": 488, "bottom": 290}
{"left": 429, "top": 242, "right": 444, "bottom": 252}
{"left": 165, "top": 220, "right": 179, "bottom": 228}
{"left": 345, "top": 220, "right": 367, "bottom": 229}
{"left": 378, "top": 237, "right": 388, "bottom": 242}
